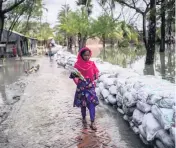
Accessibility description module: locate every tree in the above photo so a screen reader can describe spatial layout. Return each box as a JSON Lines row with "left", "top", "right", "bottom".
{"left": 146, "top": 0, "right": 156, "bottom": 64}
{"left": 76, "top": 0, "right": 93, "bottom": 16}
{"left": 0, "top": 0, "right": 26, "bottom": 41}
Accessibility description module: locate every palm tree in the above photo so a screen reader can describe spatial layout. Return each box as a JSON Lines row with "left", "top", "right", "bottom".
{"left": 76, "top": 0, "right": 93, "bottom": 16}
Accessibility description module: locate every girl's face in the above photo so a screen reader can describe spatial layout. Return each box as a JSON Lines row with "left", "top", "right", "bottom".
{"left": 82, "top": 50, "right": 90, "bottom": 61}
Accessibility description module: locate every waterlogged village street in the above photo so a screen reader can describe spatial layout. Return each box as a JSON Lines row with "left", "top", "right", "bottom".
{"left": 0, "top": 0, "right": 175, "bottom": 147}
{"left": 0, "top": 56, "right": 148, "bottom": 148}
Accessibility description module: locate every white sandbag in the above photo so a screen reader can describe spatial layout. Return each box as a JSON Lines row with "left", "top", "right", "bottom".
{"left": 116, "top": 92, "right": 123, "bottom": 105}
{"left": 114, "top": 79, "right": 126, "bottom": 89}
{"left": 129, "top": 121, "right": 134, "bottom": 127}
{"left": 151, "top": 105, "right": 174, "bottom": 130}
{"left": 117, "top": 102, "right": 122, "bottom": 108}
{"left": 123, "top": 115, "right": 132, "bottom": 122}
{"left": 109, "top": 85, "right": 117, "bottom": 95}
{"left": 119, "top": 85, "right": 127, "bottom": 96}
{"left": 95, "top": 87, "right": 100, "bottom": 97}
{"left": 99, "top": 82, "right": 104, "bottom": 91}
{"left": 155, "top": 99, "right": 175, "bottom": 108}
{"left": 107, "top": 95, "right": 117, "bottom": 105}
{"left": 123, "top": 92, "right": 137, "bottom": 107}
{"left": 99, "top": 74, "right": 114, "bottom": 82}
{"left": 132, "top": 126, "right": 139, "bottom": 134}
{"left": 105, "top": 99, "right": 110, "bottom": 104}
{"left": 117, "top": 108, "right": 124, "bottom": 115}
{"left": 136, "top": 101, "right": 151, "bottom": 113}
{"left": 169, "top": 127, "right": 175, "bottom": 142}
{"left": 155, "top": 129, "right": 174, "bottom": 148}
{"left": 101, "top": 89, "right": 109, "bottom": 99}
{"left": 142, "top": 113, "right": 162, "bottom": 141}
{"left": 155, "top": 140, "right": 165, "bottom": 148}
{"left": 138, "top": 125, "right": 147, "bottom": 139}
{"left": 132, "top": 109, "right": 144, "bottom": 125}
{"left": 136, "top": 89, "right": 149, "bottom": 102}
{"left": 103, "top": 78, "right": 116, "bottom": 89}
{"left": 147, "top": 94, "right": 162, "bottom": 105}
{"left": 122, "top": 105, "right": 135, "bottom": 116}
{"left": 139, "top": 134, "right": 149, "bottom": 145}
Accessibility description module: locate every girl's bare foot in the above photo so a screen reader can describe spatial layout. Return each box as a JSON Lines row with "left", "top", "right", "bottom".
{"left": 90, "top": 121, "right": 97, "bottom": 130}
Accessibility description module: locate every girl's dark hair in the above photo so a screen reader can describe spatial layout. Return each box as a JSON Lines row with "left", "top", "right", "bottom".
{"left": 80, "top": 49, "right": 90, "bottom": 57}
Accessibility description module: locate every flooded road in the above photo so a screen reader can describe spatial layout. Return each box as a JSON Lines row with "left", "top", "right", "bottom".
{"left": 98, "top": 44, "right": 175, "bottom": 83}
{"left": 0, "top": 57, "right": 148, "bottom": 148}
{"left": 0, "top": 59, "right": 35, "bottom": 104}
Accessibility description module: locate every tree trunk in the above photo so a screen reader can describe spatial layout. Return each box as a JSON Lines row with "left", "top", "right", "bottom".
{"left": 142, "top": 13, "right": 148, "bottom": 49}
{"left": 144, "top": 64, "right": 155, "bottom": 75}
{"left": 160, "top": 52, "right": 165, "bottom": 79}
{"left": 160, "top": 0, "right": 165, "bottom": 52}
{"left": 0, "top": 14, "right": 4, "bottom": 42}
{"left": 67, "top": 36, "right": 72, "bottom": 53}
{"left": 145, "top": 0, "right": 156, "bottom": 65}
{"left": 78, "top": 33, "right": 87, "bottom": 51}
{"left": 102, "top": 34, "right": 106, "bottom": 59}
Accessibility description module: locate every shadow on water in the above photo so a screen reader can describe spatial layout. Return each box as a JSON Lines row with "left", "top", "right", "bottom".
{"left": 0, "top": 59, "right": 35, "bottom": 104}
{"left": 99, "top": 44, "right": 175, "bottom": 83}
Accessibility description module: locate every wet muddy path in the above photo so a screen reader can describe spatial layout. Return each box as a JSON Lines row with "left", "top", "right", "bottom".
{"left": 0, "top": 57, "right": 148, "bottom": 148}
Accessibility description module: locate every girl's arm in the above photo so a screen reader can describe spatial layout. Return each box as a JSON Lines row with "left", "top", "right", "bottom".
{"left": 73, "top": 78, "right": 79, "bottom": 85}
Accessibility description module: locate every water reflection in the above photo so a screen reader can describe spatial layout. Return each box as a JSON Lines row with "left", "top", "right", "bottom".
{"left": 0, "top": 59, "right": 35, "bottom": 103}
{"left": 99, "top": 45, "right": 175, "bottom": 83}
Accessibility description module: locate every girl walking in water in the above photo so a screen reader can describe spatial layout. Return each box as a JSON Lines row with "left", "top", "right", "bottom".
{"left": 70, "top": 47, "right": 99, "bottom": 130}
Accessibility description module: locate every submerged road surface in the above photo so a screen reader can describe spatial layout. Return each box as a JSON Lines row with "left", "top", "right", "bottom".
{"left": 0, "top": 57, "right": 148, "bottom": 148}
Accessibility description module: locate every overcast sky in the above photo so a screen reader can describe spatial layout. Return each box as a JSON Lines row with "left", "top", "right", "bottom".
{"left": 42, "top": 0, "right": 142, "bottom": 29}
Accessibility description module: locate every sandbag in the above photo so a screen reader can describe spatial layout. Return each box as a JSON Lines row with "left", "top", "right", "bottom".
{"left": 136, "top": 101, "right": 151, "bottom": 113}
{"left": 129, "top": 121, "right": 134, "bottom": 128}
{"left": 155, "top": 99, "right": 175, "bottom": 108}
{"left": 169, "top": 127, "right": 175, "bottom": 142}
{"left": 109, "top": 85, "right": 117, "bottom": 95}
{"left": 122, "top": 105, "right": 135, "bottom": 116}
{"left": 99, "top": 74, "right": 112, "bottom": 82}
{"left": 119, "top": 85, "right": 126, "bottom": 96}
{"left": 105, "top": 99, "right": 110, "bottom": 104}
{"left": 117, "top": 108, "right": 124, "bottom": 115}
{"left": 139, "top": 134, "right": 149, "bottom": 145}
{"left": 101, "top": 89, "right": 109, "bottom": 99}
{"left": 142, "top": 113, "right": 162, "bottom": 141}
{"left": 107, "top": 95, "right": 117, "bottom": 105}
{"left": 151, "top": 105, "right": 174, "bottom": 130}
{"left": 147, "top": 94, "right": 162, "bottom": 105}
{"left": 103, "top": 78, "right": 116, "bottom": 89}
{"left": 138, "top": 125, "right": 147, "bottom": 139}
{"left": 116, "top": 92, "right": 123, "bottom": 105}
{"left": 99, "top": 82, "right": 104, "bottom": 91}
{"left": 132, "top": 126, "right": 139, "bottom": 134}
{"left": 155, "top": 140, "right": 165, "bottom": 148}
{"left": 155, "top": 129, "right": 174, "bottom": 148}
{"left": 136, "top": 89, "right": 149, "bottom": 102}
{"left": 123, "top": 92, "right": 137, "bottom": 107}
{"left": 132, "top": 109, "right": 144, "bottom": 125}
{"left": 95, "top": 87, "right": 100, "bottom": 97}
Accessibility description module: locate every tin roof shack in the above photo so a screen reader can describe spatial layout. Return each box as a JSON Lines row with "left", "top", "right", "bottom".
{"left": 28, "top": 38, "right": 37, "bottom": 55}
{"left": 0, "top": 30, "right": 37, "bottom": 57}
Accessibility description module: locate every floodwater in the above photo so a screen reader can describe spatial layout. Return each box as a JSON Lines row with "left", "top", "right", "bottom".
{"left": 99, "top": 44, "right": 175, "bottom": 83}
{"left": 0, "top": 59, "right": 35, "bottom": 104}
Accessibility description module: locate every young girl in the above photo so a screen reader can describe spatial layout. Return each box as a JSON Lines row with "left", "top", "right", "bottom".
{"left": 70, "top": 47, "right": 99, "bottom": 130}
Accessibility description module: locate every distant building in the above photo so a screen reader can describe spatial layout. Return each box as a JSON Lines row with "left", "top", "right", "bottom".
{"left": 0, "top": 29, "right": 37, "bottom": 57}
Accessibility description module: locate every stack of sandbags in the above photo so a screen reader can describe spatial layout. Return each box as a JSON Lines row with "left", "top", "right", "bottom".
{"left": 96, "top": 72, "right": 175, "bottom": 148}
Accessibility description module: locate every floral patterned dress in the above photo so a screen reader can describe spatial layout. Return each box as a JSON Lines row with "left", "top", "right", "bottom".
{"left": 69, "top": 73, "right": 99, "bottom": 107}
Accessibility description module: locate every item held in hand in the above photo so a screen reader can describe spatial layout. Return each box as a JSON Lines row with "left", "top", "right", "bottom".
{"left": 71, "top": 68, "right": 85, "bottom": 81}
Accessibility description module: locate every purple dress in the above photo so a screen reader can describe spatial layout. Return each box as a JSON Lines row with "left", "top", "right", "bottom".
{"left": 69, "top": 73, "right": 99, "bottom": 107}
